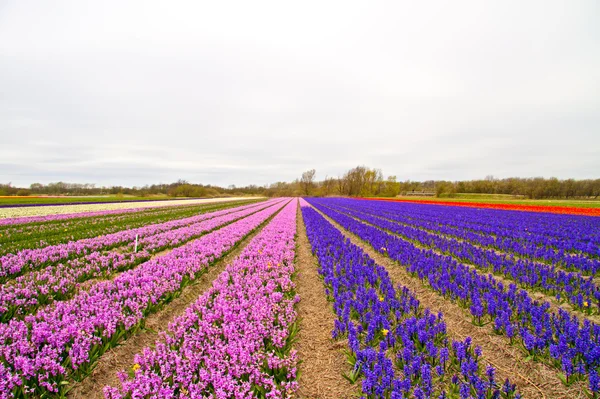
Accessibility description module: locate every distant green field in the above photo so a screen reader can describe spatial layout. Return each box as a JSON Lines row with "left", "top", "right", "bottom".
{"left": 393, "top": 194, "right": 600, "bottom": 208}
{"left": 0, "top": 195, "right": 175, "bottom": 206}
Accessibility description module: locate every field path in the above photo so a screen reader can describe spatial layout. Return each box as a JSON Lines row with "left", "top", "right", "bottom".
{"left": 308, "top": 203, "right": 587, "bottom": 399}
{"left": 293, "top": 202, "right": 357, "bottom": 399}
{"left": 68, "top": 208, "right": 282, "bottom": 398}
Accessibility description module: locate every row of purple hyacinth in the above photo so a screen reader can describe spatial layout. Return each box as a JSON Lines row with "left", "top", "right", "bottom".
{"left": 367, "top": 200, "right": 600, "bottom": 258}
{"left": 350, "top": 200, "right": 600, "bottom": 269}
{"left": 0, "top": 200, "right": 251, "bottom": 256}
{"left": 0, "top": 199, "right": 283, "bottom": 322}
{"left": 306, "top": 198, "right": 600, "bottom": 394}
{"left": 300, "top": 199, "right": 520, "bottom": 398}
{"left": 105, "top": 199, "right": 299, "bottom": 399}
{"left": 0, "top": 199, "right": 276, "bottom": 281}
{"left": 0, "top": 200, "right": 288, "bottom": 398}
{"left": 323, "top": 199, "right": 600, "bottom": 314}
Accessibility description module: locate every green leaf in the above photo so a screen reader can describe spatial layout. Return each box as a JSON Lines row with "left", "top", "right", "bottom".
{"left": 557, "top": 372, "right": 568, "bottom": 385}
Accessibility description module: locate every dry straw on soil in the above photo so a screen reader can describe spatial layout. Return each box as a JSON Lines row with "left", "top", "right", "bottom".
{"left": 294, "top": 203, "right": 358, "bottom": 399}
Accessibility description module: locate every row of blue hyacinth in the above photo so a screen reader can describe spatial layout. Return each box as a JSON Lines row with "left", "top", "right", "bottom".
{"left": 323, "top": 199, "right": 600, "bottom": 315}
{"left": 305, "top": 197, "right": 600, "bottom": 394}
{"left": 300, "top": 201, "right": 520, "bottom": 399}
{"left": 361, "top": 200, "right": 599, "bottom": 262}
{"left": 337, "top": 199, "right": 600, "bottom": 273}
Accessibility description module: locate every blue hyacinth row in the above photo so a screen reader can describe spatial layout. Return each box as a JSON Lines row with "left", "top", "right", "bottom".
{"left": 301, "top": 203, "right": 520, "bottom": 399}
{"left": 305, "top": 197, "right": 600, "bottom": 395}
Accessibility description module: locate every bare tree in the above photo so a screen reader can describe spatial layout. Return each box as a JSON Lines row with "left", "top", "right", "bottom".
{"left": 321, "top": 176, "right": 336, "bottom": 196}
{"left": 300, "top": 169, "right": 316, "bottom": 196}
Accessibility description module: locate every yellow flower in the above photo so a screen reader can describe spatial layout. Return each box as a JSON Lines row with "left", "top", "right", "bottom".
{"left": 584, "top": 301, "right": 590, "bottom": 307}
{"left": 379, "top": 296, "right": 384, "bottom": 302}
{"left": 132, "top": 363, "right": 141, "bottom": 371}
{"left": 382, "top": 329, "right": 389, "bottom": 336}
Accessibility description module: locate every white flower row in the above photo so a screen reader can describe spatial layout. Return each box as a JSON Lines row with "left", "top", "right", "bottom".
{"left": 0, "top": 197, "right": 260, "bottom": 220}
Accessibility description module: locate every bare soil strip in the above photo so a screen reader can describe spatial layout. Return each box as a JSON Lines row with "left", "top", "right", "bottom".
{"left": 310, "top": 204, "right": 587, "bottom": 399}
{"left": 68, "top": 208, "right": 283, "bottom": 399}
{"left": 294, "top": 203, "right": 358, "bottom": 399}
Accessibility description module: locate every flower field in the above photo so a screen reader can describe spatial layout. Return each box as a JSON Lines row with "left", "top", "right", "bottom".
{"left": 0, "top": 196, "right": 598, "bottom": 398}
{"left": 0, "top": 197, "right": 254, "bottom": 222}
{"left": 362, "top": 198, "right": 600, "bottom": 217}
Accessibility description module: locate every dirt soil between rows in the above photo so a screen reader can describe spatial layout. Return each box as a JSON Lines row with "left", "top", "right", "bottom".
{"left": 293, "top": 203, "right": 358, "bottom": 399}
{"left": 309, "top": 203, "right": 588, "bottom": 399}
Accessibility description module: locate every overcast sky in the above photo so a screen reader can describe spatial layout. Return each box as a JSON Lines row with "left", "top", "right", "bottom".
{"left": 1, "top": 1, "right": 598, "bottom": 188}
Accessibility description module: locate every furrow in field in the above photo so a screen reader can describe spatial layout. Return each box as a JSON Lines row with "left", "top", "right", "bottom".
{"left": 293, "top": 200, "right": 357, "bottom": 399}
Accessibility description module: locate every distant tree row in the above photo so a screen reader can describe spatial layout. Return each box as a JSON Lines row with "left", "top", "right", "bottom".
{"left": 277, "top": 167, "right": 600, "bottom": 199}
{"left": 0, "top": 180, "right": 266, "bottom": 198}
{"left": 2, "top": 168, "right": 599, "bottom": 199}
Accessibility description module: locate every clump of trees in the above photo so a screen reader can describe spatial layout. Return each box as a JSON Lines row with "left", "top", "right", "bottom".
{"left": 0, "top": 183, "right": 29, "bottom": 196}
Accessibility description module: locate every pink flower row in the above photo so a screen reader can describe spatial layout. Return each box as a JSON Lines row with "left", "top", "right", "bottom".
{"left": 0, "top": 200, "right": 283, "bottom": 321}
{"left": 0, "top": 200, "right": 289, "bottom": 398}
{"left": 105, "top": 199, "right": 299, "bottom": 399}
{"left": 0, "top": 200, "right": 278, "bottom": 280}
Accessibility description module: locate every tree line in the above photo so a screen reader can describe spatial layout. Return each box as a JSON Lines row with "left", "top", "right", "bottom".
{"left": 2, "top": 167, "right": 599, "bottom": 199}
{"left": 286, "top": 167, "right": 600, "bottom": 199}
{"left": 0, "top": 180, "right": 265, "bottom": 198}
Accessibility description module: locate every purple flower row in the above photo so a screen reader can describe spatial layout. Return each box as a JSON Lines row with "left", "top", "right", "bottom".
{"left": 364, "top": 200, "right": 600, "bottom": 258}
{"left": 322, "top": 199, "right": 600, "bottom": 314}
{"left": 346, "top": 199, "right": 600, "bottom": 270}
{"left": 0, "top": 200, "right": 282, "bottom": 322}
{"left": 300, "top": 199, "right": 520, "bottom": 399}
{"left": 0, "top": 200, "right": 254, "bottom": 256}
{"left": 105, "top": 199, "right": 299, "bottom": 399}
{"left": 306, "top": 198, "right": 600, "bottom": 393}
{"left": 0, "top": 200, "right": 288, "bottom": 398}
{"left": 0, "top": 200, "right": 277, "bottom": 281}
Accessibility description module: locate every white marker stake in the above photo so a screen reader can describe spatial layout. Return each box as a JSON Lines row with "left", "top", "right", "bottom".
{"left": 134, "top": 234, "right": 139, "bottom": 253}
